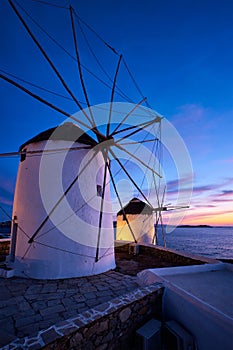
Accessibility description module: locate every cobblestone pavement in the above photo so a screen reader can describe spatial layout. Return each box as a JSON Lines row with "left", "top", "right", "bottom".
{"left": 0, "top": 270, "right": 140, "bottom": 348}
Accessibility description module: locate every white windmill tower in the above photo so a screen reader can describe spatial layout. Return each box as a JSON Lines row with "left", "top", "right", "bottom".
{"left": 8, "top": 122, "right": 116, "bottom": 279}
{"left": 116, "top": 197, "right": 155, "bottom": 244}
{"left": 0, "top": 1, "right": 163, "bottom": 279}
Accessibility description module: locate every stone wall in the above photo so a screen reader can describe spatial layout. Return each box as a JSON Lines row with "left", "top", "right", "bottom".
{"left": 139, "top": 244, "right": 205, "bottom": 265}
{"left": 8, "top": 284, "right": 163, "bottom": 349}
{"left": 0, "top": 239, "right": 10, "bottom": 261}
{"left": 115, "top": 241, "right": 208, "bottom": 266}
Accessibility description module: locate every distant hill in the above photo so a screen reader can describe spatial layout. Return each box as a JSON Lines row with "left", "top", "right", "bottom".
{"left": 0, "top": 221, "right": 11, "bottom": 238}
{"left": 0, "top": 221, "right": 11, "bottom": 228}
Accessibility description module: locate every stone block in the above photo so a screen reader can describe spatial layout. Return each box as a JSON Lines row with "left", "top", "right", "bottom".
{"left": 73, "top": 295, "right": 86, "bottom": 302}
{"left": 0, "top": 316, "right": 14, "bottom": 332}
{"left": 85, "top": 291, "right": 97, "bottom": 300}
{"left": 96, "top": 290, "right": 111, "bottom": 298}
{"left": 60, "top": 325, "right": 77, "bottom": 335}
{"left": 119, "top": 307, "right": 131, "bottom": 322}
{"left": 94, "top": 302, "right": 110, "bottom": 312}
{"left": 40, "top": 304, "right": 65, "bottom": 317}
{"left": 13, "top": 308, "right": 36, "bottom": 319}
{"left": 41, "top": 328, "right": 61, "bottom": 344}
{"left": 39, "top": 320, "right": 53, "bottom": 331}
{"left": 82, "top": 340, "right": 95, "bottom": 350}
{"left": 0, "top": 305, "right": 18, "bottom": 318}
{"left": 48, "top": 299, "right": 62, "bottom": 307}
{"left": 138, "top": 306, "right": 148, "bottom": 315}
{"left": 27, "top": 342, "right": 41, "bottom": 350}
{"left": 72, "top": 318, "right": 85, "bottom": 327}
{"left": 15, "top": 314, "right": 42, "bottom": 328}
{"left": 17, "top": 322, "right": 39, "bottom": 337}
{"left": 85, "top": 299, "right": 99, "bottom": 308}
{"left": 97, "top": 319, "right": 109, "bottom": 334}
{"left": 70, "top": 331, "right": 83, "bottom": 346}
{"left": 0, "top": 332, "right": 16, "bottom": 347}
{"left": 102, "top": 330, "right": 113, "bottom": 342}
{"left": 95, "top": 343, "right": 108, "bottom": 350}
{"left": 96, "top": 284, "right": 109, "bottom": 291}
{"left": 18, "top": 301, "right": 32, "bottom": 312}
{"left": 32, "top": 301, "right": 47, "bottom": 312}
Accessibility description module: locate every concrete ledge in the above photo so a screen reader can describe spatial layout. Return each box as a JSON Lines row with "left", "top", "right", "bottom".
{"left": 163, "top": 279, "right": 233, "bottom": 350}
{"left": 137, "top": 262, "right": 228, "bottom": 285}
{"left": 138, "top": 262, "right": 233, "bottom": 350}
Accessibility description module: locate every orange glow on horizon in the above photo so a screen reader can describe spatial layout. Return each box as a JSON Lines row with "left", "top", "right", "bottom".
{"left": 179, "top": 214, "right": 233, "bottom": 226}
{"left": 162, "top": 207, "right": 233, "bottom": 226}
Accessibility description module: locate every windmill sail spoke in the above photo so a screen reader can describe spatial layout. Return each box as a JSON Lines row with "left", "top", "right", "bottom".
{"left": 28, "top": 148, "right": 99, "bottom": 244}
{"left": 111, "top": 97, "right": 147, "bottom": 135}
{"left": 95, "top": 150, "right": 109, "bottom": 262}
{"left": 114, "top": 143, "right": 162, "bottom": 178}
{"left": 119, "top": 138, "right": 158, "bottom": 146}
{"left": 152, "top": 212, "right": 158, "bottom": 244}
{"left": 165, "top": 206, "right": 189, "bottom": 211}
{"left": 113, "top": 117, "right": 161, "bottom": 142}
{"left": 69, "top": 6, "right": 96, "bottom": 129}
{"left": 0, "top": 72, "right": 107, "bottom": 141}
{"left": 0, "top": 146, "right": 92, "bottom": 158}
{"left": 0, "top": 151, "right": 21, "bottom": 157}
{"left": 107, "top": 54, "right": 123, "bottom": 136}
{"left": 109, "top": 148, "right": 152, "bottom": 207}
{"left": 1, "top": 72, "right": 91, "bottom": 130}
{"left": 160, "top": 211, "right": 166, "bottom": 248}
{"left": 107, "top": 162, "right": 137, "bottom": 243}
{"left": 8, "top": 0, "right": 93, "bottom": 128}
{"left": 152, "top": 185, "right": 166, "bottom": 246}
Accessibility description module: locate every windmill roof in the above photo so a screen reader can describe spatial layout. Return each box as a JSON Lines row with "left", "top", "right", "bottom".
{"left": 117, "top": 197, "right": 153, "bottom": 215}
{"left": 19, "top": 122, "right": 97, "bottom": 151}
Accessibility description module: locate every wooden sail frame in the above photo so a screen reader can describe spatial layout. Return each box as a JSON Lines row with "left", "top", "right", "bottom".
{"left": 1, "top": 0, "right": 164, "bottom": 262}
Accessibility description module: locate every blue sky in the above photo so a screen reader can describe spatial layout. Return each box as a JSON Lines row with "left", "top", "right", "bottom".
{"left": 0, "top": 0, "right": 232, "bottom": 224}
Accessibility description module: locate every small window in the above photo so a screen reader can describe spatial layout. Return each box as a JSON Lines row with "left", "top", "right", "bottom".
{"left": 20, "top": 148, "right": 27, "bottom": 162}
{"left": 97, "top": 184, "right": 103, "bottom": 197}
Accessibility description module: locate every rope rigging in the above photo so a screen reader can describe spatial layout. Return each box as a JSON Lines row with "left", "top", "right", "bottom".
{"left": 0, "top": 69, "right": 77, "bottom": 103}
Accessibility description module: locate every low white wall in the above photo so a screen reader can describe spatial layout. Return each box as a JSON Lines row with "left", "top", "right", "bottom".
{"left": 138, "top": 263, "right": 233, "bottom": 350}
{"left": 163, "top": 285, "right": 233, "bottom": 350}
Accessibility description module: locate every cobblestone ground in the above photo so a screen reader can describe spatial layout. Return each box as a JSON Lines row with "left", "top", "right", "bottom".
{"left": 0, "top": 271, "right": 140, "bottom": 347}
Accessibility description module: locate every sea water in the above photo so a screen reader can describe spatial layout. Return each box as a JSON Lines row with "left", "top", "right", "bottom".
{"left": 2, "top": 225, "right": 233, "bottom": 259}
{"left": 157, "top": 226, "right": 233, "bottom": 259}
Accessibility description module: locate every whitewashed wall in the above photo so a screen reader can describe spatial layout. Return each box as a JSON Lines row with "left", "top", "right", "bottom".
{"left": 9, "top": 139, "right": 115, "bottom": 279}
{"left": 116, "top": 213, "right": 155, "bottom": 244}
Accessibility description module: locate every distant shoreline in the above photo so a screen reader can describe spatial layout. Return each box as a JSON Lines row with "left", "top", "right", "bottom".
{"left": 177, "top": 224, "right": 213, "bottom": 228}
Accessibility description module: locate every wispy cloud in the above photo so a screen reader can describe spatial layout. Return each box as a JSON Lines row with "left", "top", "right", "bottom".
{"left": 221, "top": 157, "right": 233, "bottom": 164}
{"left": 0, "top": 196, "right": 13, "bottom": 206}
{"left": 219, "top": 190, "right": 233, "bottom": 196}
{"left": 192, "top": 184, "right": 218, "bottom": 193}
{"left": 194, "top": 204, "right": 216, "bottom": 208}
{"left": 183, "top": 209, "right": 233, "bottom": 219}
{"left": 163, "top": 174, "right": 233, "bottom": 225}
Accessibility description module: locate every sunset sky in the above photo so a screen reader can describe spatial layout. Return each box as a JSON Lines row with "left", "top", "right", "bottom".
{"left": 0, "top": 0, "right": 232, "bottom": 226}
